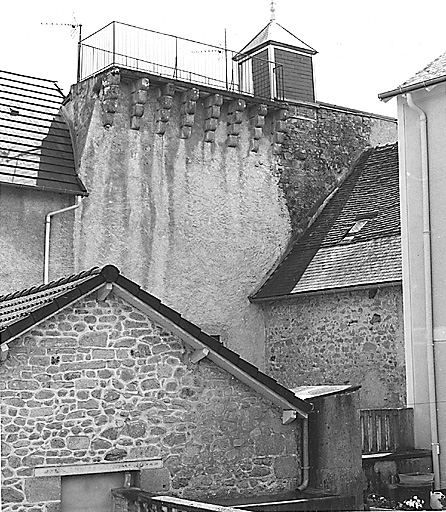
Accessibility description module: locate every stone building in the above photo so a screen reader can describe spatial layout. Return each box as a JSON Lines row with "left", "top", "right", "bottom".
{"left": 252, "top": 142, "right": 404, "bottom": 409}
{"left": 0, "top": 265, "right": 361, "bottom": 512}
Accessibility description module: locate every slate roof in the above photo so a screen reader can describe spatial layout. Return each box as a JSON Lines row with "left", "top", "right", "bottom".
{"left": 252, "top": 142, "right": 401, "bottom": 300}
{"left": 0, "top": 69, "right": 87, "bottom": 195}
{"left": 238, "top": 20, "right": 317, "bottom": 57}
{"left": 379, "top": 51, "right": 446, "bottom": 100}
{"left": 0, "top": 265, "right": 312, "bottom": 416}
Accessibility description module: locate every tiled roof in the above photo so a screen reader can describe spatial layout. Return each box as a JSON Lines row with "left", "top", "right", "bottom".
{"left": 379, "top": 51, "right": 446, "bottom": 100}
{"left": 0, "top": 268, "right": 100, "bottom": 330}
{"left": 0, "top": 70, "right": 87, "bottom": 195}
{"left": 399, "top": 51, "right": 446, "bottom": 89}
{"left": 238, "top": 20, "right": 317, "bottom": 56}
{"left": 0, "top": 265, "right": 312, "bottom": 416}
{"left": 252, "top": 142, "right": 401, "bottom": 300}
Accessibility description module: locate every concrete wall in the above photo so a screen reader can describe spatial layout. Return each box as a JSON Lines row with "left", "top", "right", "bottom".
{"left": 0, "top": 185, "right": 75, "bottom": 295}
{"left": 397, "top": 82, "right": 446, "bottom": 486}
{"left": 63, "top": 68, "right": 397, "bottom": 370}
{"left": 262, "top": 286, "right": 405, "bottom": 408}
{"left": 0, "top": 292, "right": 302, "bottom": 511}
{"left": 309, "top": 389, "right": 362, "bottom": 509}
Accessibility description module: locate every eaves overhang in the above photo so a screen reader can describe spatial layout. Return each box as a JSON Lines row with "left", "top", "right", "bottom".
{"left": 379, "top": 74, "right": 446, "bottom": 101}
{"left": 250, "top": 279, "right": 402, "bottom": 303}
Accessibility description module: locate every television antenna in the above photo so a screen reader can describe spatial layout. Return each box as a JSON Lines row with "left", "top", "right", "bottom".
{"left": 41, "top": 18, "right": 83, "bottom": 82}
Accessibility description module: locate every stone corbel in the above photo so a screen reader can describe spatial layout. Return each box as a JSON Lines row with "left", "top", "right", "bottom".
{"left": 282, "top": 410, "right": 297, "bottom": 425}
{"left": 189, "top": 348, "right": 210, "bottom": 364}
{"left": 156, "top": 83, "right": 175, "bottom": 135}
{"left": 180, "top": 88, "right": 200, "bottom": 139}
{"left": 226, "top": 99, "right": 246, "bottom": 147}
{"left": 203, "top": 94, "right": 223, "bottom": 143}
{"left": 272, "top": 106, "right": 289, "bottom": 155}
{"left": 130, "top": 78, "right": 150, "bottom": 130}
{"left": 1, "top": 342, "right": 9, "bottom": 362}
{"left": 249, "top": 104, "right": 267, "bottom": 153}
{"left": 100, "top": 68, "right": 121, "bottom": 127}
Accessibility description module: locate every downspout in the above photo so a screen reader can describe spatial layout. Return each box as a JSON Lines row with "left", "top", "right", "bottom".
{"left": 405, "top": 92, "right": 440, "bottom": 489}
{"left": 296, "top": 417, "right": 310, "bottom": 492}
{"left": 44, "top": 196, "right": 82, "bottom": 284}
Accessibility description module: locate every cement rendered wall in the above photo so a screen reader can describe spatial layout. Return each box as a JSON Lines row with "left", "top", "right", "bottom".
{"left": 0, "top": 292, "right": 302, "bottom": 511}
{"left": 263, "top": 286, "right": 405, "bottom": 408}
{"left": 0, "top": 185, "right": 75, "bottom": 295}
{"left": 397, "top": 83, "right": 446, "bottom": 487}
{"left": 309, "top": 390, "right": 362, "bottom": 509}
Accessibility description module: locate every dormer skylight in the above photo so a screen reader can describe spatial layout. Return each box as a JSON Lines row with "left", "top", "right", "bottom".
{"left": 341, "top": 213, "right": 377, "bottom": 244}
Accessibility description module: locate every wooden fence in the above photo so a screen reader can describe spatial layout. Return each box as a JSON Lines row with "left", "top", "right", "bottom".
{"left": 360, "top": 408, "right": 414, "bottom": 454}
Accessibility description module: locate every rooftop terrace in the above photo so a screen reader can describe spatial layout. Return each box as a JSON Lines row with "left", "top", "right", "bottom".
{"left": 79, "top": 21, "right": 285, "bottom": 101}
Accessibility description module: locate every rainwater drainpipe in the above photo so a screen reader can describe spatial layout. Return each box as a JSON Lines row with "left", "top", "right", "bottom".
{"left": 405, "top": 92, "right": 441, "bottom": 489}
{"left": 44, "top": 196, "right": 82, "bottom": 284}
{"left": 296, "top": 417, "right": 310, "bottom": 492}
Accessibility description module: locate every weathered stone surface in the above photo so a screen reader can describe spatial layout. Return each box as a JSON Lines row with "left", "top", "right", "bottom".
{"left": 25, "top": 476, "right": 61, "bottom": 502}
{"left": 67, "top": 436, "right": 90, "bottom": 450}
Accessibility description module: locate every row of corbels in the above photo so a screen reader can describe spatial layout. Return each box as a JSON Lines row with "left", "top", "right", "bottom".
{"left": 100, "top": 70, "right": 288, "bottom": 152}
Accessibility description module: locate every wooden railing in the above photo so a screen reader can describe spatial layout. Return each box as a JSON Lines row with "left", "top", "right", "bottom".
{"left": 360, "top": 408, "right": 414, "bottom": 454}
{"left": 112, "top": 488, "right": 243, "bottom": 512}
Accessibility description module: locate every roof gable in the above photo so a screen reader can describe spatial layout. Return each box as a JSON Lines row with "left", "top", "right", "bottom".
{"left": 0, "top": 265, "right": 311, "bottom": 417}
{"left": 252, "top": 143, "right": 401, "bottom": 300}
{"left": 0, "top": 69, "right": 87, "bottom": 196}
{"left": 239, "top": 20, "right": 317, "bottom": 56}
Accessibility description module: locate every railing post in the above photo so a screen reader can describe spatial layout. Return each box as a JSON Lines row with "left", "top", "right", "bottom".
{"left": 112, "top": 21, "right": 116, "bottom": 66}
{"left": 76, "top": 24, "right": 82, "bottom": 83}
{"left": 174, "top": 36, "right": 178, "bottom": 79}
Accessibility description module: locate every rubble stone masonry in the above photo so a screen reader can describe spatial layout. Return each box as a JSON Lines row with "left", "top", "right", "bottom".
{"left": 263, "top": 286, "right": 405, "bottom": 408}
{"left": 0, "top": 292, "right": 301, "bottom": 511}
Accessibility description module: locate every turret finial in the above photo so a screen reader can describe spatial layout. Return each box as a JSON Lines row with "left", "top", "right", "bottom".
{"left": 270, "top": 0, "right": 276, "bottom": 21}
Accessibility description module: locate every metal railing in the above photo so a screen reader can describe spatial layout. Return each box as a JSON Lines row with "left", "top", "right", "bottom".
{"left": 112, "top": 489, "right": 244, "bottom": 512}
{"left": 78, "top": 22, "right": 284, "bottom": 101}
{"left": 360, "top": 408, "right": 414, "bottom": 454}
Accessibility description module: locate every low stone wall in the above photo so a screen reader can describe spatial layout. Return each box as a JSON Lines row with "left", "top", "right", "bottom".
{"left": 263, "top": 285, "right": 405, "bottom": 408}
{"left": 0, "top": 292, "right": 302, "bottom": 511}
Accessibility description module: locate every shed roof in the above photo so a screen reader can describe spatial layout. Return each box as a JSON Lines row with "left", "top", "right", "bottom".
{"left": 0, "top": 265, "right": 312, "bottom": 417}
{"left": 0, "top": 70, "right": 87, "bottom": 195}
{"left": 252, "top": 142, "right": 401, "bottom": 300}
{"left": 238, "top": 20, "right": 317, "bottom": 57}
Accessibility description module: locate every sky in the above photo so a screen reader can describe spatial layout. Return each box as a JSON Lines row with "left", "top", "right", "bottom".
{"left": 1, "top": 0, "right": 445, "bottom": 117}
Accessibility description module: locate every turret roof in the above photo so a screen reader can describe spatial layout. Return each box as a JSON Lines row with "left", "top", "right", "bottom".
{"left": 239, "top": 20, "right": 317, "bottom": 56}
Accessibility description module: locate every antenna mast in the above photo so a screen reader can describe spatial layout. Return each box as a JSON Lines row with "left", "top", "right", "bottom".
{"left": 41, "top": 22, "right": 83, "bottom": 83}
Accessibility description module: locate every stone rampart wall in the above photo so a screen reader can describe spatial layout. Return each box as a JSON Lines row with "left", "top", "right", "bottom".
{"left": 278, "top": 104, "right": 397, "bottom": 234}
{"left": 0, "top": 293, "right": 301, "bottom": 511}
{"left": 63, "top": 69, "right": 397, "bottom": 368}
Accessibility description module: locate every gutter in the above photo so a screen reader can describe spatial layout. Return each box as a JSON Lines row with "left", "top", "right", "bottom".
{"left": 379, "top": 74, "right": 446, "bottom": 101}
{"left": 405, "top": 92, "right": 441, "bottom": 489}
{"left": 44, "top": 196, "right": 82, "bottom": 284}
